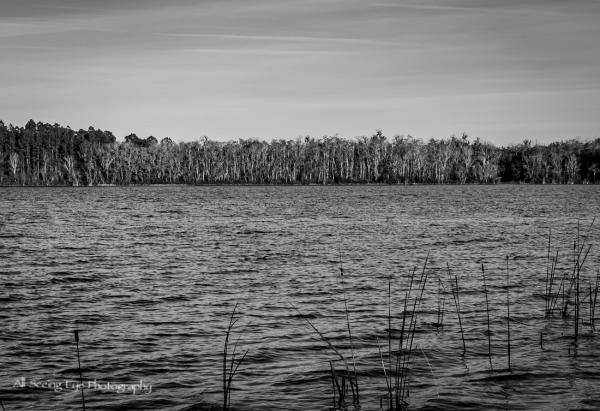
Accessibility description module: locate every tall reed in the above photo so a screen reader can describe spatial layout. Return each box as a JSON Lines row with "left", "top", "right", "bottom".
{"left": 544, "top": 229, "right": 560, "bottom": 315}
{"left": 575, "top": 237, "right": 580, "bottom": 338}
{"left": 398, "top": 261, "right": 429, "bottom": 407}
{"left": 377, "top": 336, "right": 392, "bottom": 406}
{"left": 290, "top": 302, "right": 358, "bottom": 408}
{"left": 388, "top": 275, "right": 392, "bottom": 373}
{"left": 223, "top": 303, "right": 248, "bottom": 411}
{"left": 338, "top": 252, "right": 359, "bottom": 405}
{"left": 574, "top": 221, "right": 594, "bottom": 338}
{"left": 436, "top": 275, "right": 445, "bottom": 329}
{"left": 392, "top": 267, "right": 416, "bottom": 410}
{"left": 505, "top": 256, "right": 511, "bottom": 371}
{"left": 74, "top": 330, "right": 86, "bottom": 411}
{"left": 546, "top": 250, "right": 559, "bottom": 315}
{"left": 545, "top": 228, "right": 551, "bottom": 314}
{"left": 448, "top": 265, "right": 466, "bottom": 357}
{"left": 481, "top": 264, "right": 492, "bottom": 367}
{"left": 590, "top": 271, "right": 600, "bottom": 331}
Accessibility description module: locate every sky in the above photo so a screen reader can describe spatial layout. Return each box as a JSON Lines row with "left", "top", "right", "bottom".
{"left": 1, "top": 0, "right": 599, "bottom": 145}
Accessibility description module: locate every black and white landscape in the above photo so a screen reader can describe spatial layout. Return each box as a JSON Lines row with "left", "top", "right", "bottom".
{"left": 1, "top": 1, "right": 600, "bottom": 410}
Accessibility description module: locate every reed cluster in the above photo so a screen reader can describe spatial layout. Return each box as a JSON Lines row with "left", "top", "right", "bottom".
{"left": 385, "top": 258, "right": 429, "bottom": 410}
{"left": 544, "top": 221, "right": 598, "bottom": 340}
{"left": 290, "top": 221, "right": 600, "bottom": 409}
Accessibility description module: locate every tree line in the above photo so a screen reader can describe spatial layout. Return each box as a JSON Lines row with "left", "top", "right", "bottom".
{"left": 1, "top": 119, "right": 599, "bottom": 186}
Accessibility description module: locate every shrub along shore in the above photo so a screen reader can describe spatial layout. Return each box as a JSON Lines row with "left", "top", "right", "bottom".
{"left": 1, "top": 119, "right": 599, "bottom": 186}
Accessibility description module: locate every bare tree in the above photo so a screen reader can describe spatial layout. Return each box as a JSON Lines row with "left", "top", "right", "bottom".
{"left": 9, "top": 152, "right": 19, "bottom": 183}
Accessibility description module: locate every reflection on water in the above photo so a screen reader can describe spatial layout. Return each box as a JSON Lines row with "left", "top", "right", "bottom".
{"left": 1, "top": 185, "right": 600, "bottom": 410}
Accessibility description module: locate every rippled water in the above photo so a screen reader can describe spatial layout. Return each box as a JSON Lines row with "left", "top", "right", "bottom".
{"left": 2, "top": 185, "right": 600, "bottom": 410}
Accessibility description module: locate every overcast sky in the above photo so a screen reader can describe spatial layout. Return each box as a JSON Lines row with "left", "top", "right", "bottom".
{"left": 1, "top": 0, "right": 599, "bottom": 145}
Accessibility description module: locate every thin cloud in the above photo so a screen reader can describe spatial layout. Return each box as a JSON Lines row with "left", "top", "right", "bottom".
{"left": 180, "top": 47, "right": 347, "bottom": 56}
{"left": 155, "top": 32, "right": 401, "bottom": 47}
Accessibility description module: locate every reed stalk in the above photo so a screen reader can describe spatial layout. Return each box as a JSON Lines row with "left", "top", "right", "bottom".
{"left": 388, "top": 275, "right": 392, "bottom": 375}
{"left": 398, "top": 260, "right": 429, "bottom": 405}
{"left": 329, "top": 361, "right": 337, "bottom": 409}
{"left": 505, "top": 256, "right": 511, "bottom": 371}
{"left": 338, "top": 252, "right": 359, "bottom": 405}
{"left": 436, "top": 275, "right": 445, "bottom": 329}
{"left": 74, "top": 330, "right": 86, "bottom": 411}
{"left": 550, "top": 269, "right": 567, "bottom": 315}
{"left": 575, "top": 238, "right": 580, "bottom": 338}
{"left": 481, "top": 264, "right": 492, "bottom": 367}
{"left": 571, "top": 219, "right": 594, "bottom": 338}
{"left": 592, "top": 271, "right": 600, "bottom": 331}
{"left": 394, "top": 267, "right": 416, "bottom": 403}
{"left": 544, "top": 230, "right": 560, "bottom": 316}
{"left": 223, "top": 303, "right": 248, "bottom": 411}
{"left": 547, "top": 251, "right": 559, "bottom": 315}
{"left": 377, "top": 336, "right": 392, "bottom": 405}
{"left": 561, "top": 270, "right": 569, "bottom": 317}
{"left": 290, "top": 301, "right": 358, "bottom": 408}
{"left": 420, "top": 347, "right": 439, "bottom": 399}
{"left": 588, "top": 280, "right": 594, "bottom": 331}
{"left": 545, "top": 228, "right": 551, "bottom": 314}
{"left": 448, "top": 265, "right": 466, "bottom": 357}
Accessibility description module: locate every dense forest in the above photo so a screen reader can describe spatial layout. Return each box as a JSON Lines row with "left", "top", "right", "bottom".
{"left": 1, "top": 119, "right": 599, "bottom": 185}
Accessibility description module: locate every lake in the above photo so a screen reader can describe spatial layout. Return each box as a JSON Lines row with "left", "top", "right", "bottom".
{"left": 2, "top": 185, "right": 600, "bottom": 410}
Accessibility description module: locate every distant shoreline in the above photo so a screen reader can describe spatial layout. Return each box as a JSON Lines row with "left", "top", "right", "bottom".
{"left": 2, "top": 120, "right": 599, "bottom": 186}
{"left": 0, "top": 182, "right": 596, "bottom": 188}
